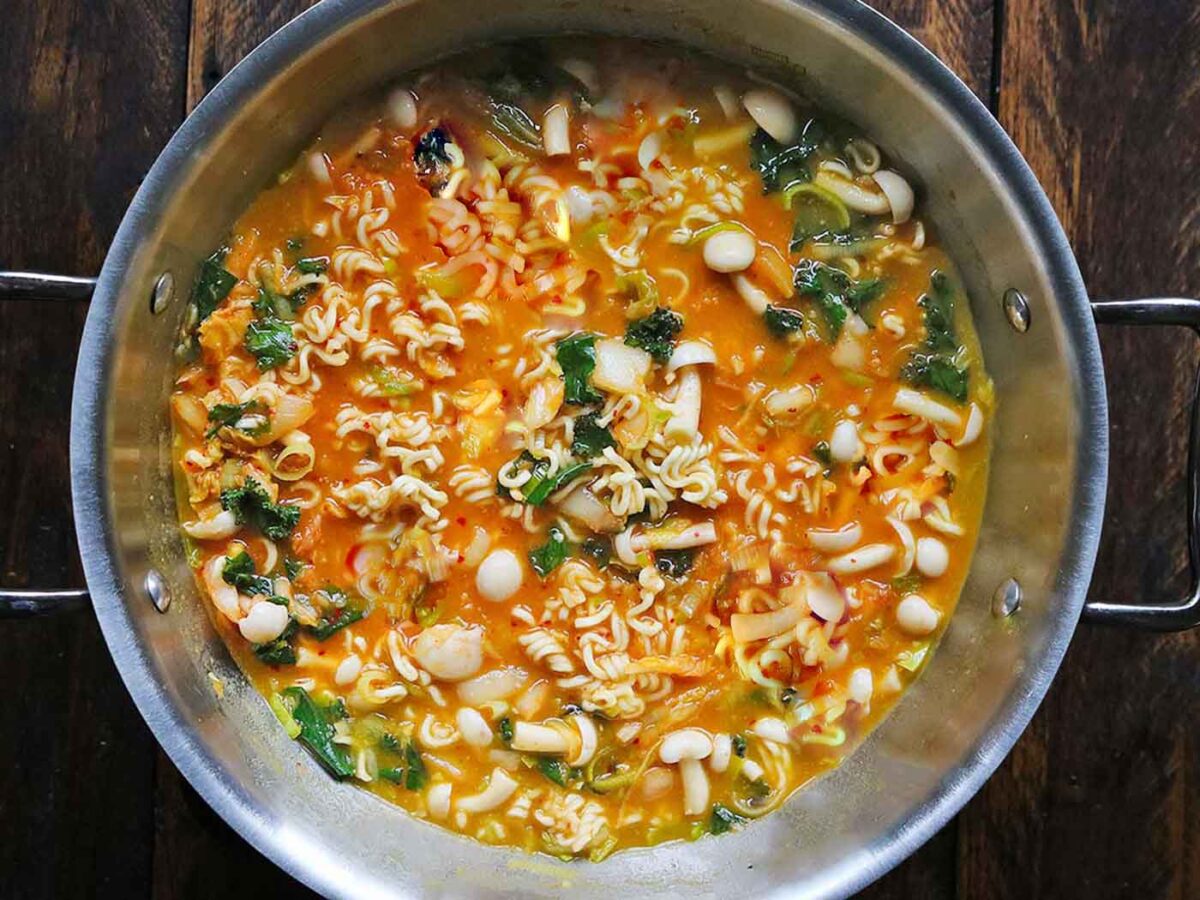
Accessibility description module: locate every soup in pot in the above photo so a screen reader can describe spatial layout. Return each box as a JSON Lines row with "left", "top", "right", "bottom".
{"left": 170, "top": 38, "right": 992, "bottom": 860}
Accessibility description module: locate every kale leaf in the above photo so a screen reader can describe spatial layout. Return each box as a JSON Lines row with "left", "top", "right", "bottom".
{"left": 900, "top": 271, "right": 969, "bottom": 402}
{"left": 709, "top": 803, "right": 748, "bottom": 835}
{"left": 556, "top": 332, "right": 602, "bottom": 405}
{"left": 414, "top": 126, "right": 453, "bottom": 193}
{"left": 571, "top": 412, "right": 616, "bottom": 459}
{"left": 253, "top": 619, "right": 298, "bottom": 666}
{"left": 192, "top": 247, "right": 237, "bottom": 324}
{"left": 655, "top": 548, "right": 696, "bottom": 579}
{"left": 220, "top": 479, "right": 301, "bottom": 541}
{"left": 296, "top": 256, "right": 328, "bottom": 275}
{"left": 304, "top": 587, "right": 368, "bottom": 640}
{"left": 529, "top": 526, "right": 570, "bottom": 577}
{"left": 280, "top": 686, "right": 354, "bottom": 778}
{"left": 523, "top": 462, "right": 592, "bottom": 506}
{"left": 793, "top": 259, "right": 884, "bottom": 340}
{"left": 205, "top": 399, "right": 269, "bottom": 439}
{"left": 625, "top": 307, "right": 683, "bottom": 364}
{"left": 221, "top": 550, "right": 276, "bottom": 598}
{"left": 748, "top": 123, "right": 822, "bottom": 193}
{"left": 244, "top": 307, "right": 298, "bottom": 370}
{"left": 762, "top": 305, "right": 805, "bottom": 339}
{"left": 580, "top": 536, "right": 612, "bottom": 569}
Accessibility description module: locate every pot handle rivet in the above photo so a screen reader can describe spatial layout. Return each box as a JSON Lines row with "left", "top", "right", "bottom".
{"left": 1002, "top": 288, "right": 1031, "bottom": 333}
{"left": 151, "top": 271, "right": 175, "bottom": 315}
{"left": 146, "top": 569, "right": 172, "bottom": 613}
{"left": 992, "top": 577, "right": 1021, "bottom": 618}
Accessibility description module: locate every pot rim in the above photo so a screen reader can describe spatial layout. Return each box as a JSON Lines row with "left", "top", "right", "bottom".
{"left": 69, "top": 0, "right": 1108, "bottom": 896}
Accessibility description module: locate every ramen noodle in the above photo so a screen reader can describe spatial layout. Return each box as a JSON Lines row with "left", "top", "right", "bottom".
{"left": 171, "top": 38, "right": 992, "bottom": 859}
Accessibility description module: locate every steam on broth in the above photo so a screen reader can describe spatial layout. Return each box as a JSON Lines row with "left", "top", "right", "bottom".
{"left": 171, "top": 38, "right": 992, "bottom": 859}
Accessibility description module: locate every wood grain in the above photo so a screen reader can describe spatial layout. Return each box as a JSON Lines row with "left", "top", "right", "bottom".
{"left": 0, "top": 1, "right": 189, "bottom": 899}
{"left": 2, "top": 0, "right": 1198, "bottom": 897}
{"left": 961, "top": 1, "right": 1200, "bottom": 898}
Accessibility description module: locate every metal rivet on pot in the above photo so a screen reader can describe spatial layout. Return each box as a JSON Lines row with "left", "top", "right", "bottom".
{"left": 150, "top": 272, "right": 175, "bottom": 315}
{"left": 145, "top": 569, "right": 171, "bottom": 613}
{"left": 1002, "top": 288, "right": 1031, "bottom": 333}
{"left": 992, "top": 577, "right": 1022, "bottom": 618}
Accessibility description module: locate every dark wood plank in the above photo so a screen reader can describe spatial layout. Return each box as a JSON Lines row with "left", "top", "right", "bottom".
{"left": 0, "top": 1, "right": 190, "bottom": 898}
{"left": 959, "top": 1, "right": 1200, "bottom": 898}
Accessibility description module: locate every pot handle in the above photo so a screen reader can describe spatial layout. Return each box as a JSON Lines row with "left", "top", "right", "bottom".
{"left": 1086, "top": 297, "right": 1200, "bottom": 630}
{"left": 0, "top": 271, "right": 96, "bottom": 617}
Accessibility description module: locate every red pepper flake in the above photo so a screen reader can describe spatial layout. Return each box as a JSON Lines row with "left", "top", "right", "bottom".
{"left": 456, "top": 516, "right": 467, "bottom": 527}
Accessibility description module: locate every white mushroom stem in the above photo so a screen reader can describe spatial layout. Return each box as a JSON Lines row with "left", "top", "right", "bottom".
{"left": 567, "top": 715, "right": 598, "bottom": 767}
{"left": 713, "top": 85, "right": 739, "bottom": 119}
{"left": 510, "top": 721, "right": 572, "bottom": 754}
{"left": 183, "top": 509, "right": 240, "bottom": 541}
{"left": 752, "top": 717, "right": 791, "bottom": 745}
{"left": 680, "top": 758, "right": 710, "bottom": 816}
{"left": 542, "top": 104, "right": 571, "bottom": 156}
{"left": 741, "top": 88, "right": 797, "bottom": 144}
{"left": 456, "top": 768, "right": 518, "bottom": 813}
{"left": 872, "top": 170, "right": 914, "bottom": 224}
{"left": 888, "top": 517, "right": 916, "bottom": 575}
{"left": 848, "top": 668, "right": 874, "bottom": 706}
{"left": 703, "top": 230, "right": 757, "bottom": 273}
{"left": 896, "top": 594, "right": 940, "bottom": 636}
{"left": 916, "top": 536, "right": 950, "bottom": 577}
{"left": 455, "top": 708, "right": 494, "bottom": 748}
{"left": 427, "top": 783, "right": 452, "bottom": 819}
{"left": 456, "top": 667, "right": 528, "bottom": 705}
{"left": 800, "top": 571, "right": 846, "bottom": 622}
{"left": 829, "top": 420, "right": 860, "bottom": 463}
{"left": 955, "top": 402, "right": 984, "bottom": 447}
{"left": 637, "top": 131, "right": 664, "bottom": 169}
{"left": 733, "top": 273, "right": 770, "bottom": 314}
{"left": 807, "top": 522, "right": 862, "bottom": 553}
{"left": 893, "top": 387, "right": 963, "bottom": 429}
{"left": 667, "top": 340, "right": 717, "bottom": 372}
{"left": 827, "top": 543, "right": 896, "bottom": 574}
{"left": 813, "top": 170, "right": 889, "bottom": 214}
{"left": 666, "top": 368, "right": 703, "bottom": 440}
{"left": 386, "top": 87, "right": 418, "bottom": 130}
{"left": 659, "top": 728, "right": 713, "bottom": 764}
{"left": 237, "top": 601, "right": 290, "bottom": 643}
{"left": 731, "top": 603, "right": 803, "bottom": 643}
{"left": 709, "top": 733, "right": 732, "bottom": 773}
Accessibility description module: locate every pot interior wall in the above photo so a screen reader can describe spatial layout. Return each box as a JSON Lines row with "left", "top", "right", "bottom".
{"left": 81, "top": 0, "right": 1102, "bottom": 897}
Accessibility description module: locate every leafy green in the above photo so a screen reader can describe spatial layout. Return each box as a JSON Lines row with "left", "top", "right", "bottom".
{"left": 296, "top": 256, "right": 328, "bottom": 275}
{"left": 732, "top": 734, "right": 747, "bottom": 757}
{"left": 220, "top": 479, "right": 301, "bottom": 541}
{"left": 580, "top": 536, "right": 612, "bottom": 569}
{"left": 529, "top": 526, "right": 570, "bottom": 577}
{"left": 763, "top": 305, "right": 805, "bottom": 339}
{"left": 280, "top": 687, "right": 354, "bottom": 778}
{"left": 812, "top": 441, "right": 833, "bottom": 467}
{"left": 221, "top": 551, "right": 276, "bottom": 598}
{"left": 253, "top": 619, "right": 298, "bottom": 666}
{"left": 205, "top": 399, "right": 269, "bottom": 439}
{"left": 379, "top": 741, "right": 428, "bottom": 790}
{"left": 891, "top": 573, "right": 924, "bottom": 596}
{"left": 709, "top": 803, "right": 747, "bottom": 835}
{"left": 498, "top": 717, "right": 515, "bottom": 745}
{"left": 192, "top": 247, "right": 237, "bottom": 324}
{"left": 414, "top": 126, "right": 453, "bottom": 192}
{"left": 369, "top": 365, "right": 421, "bottom": 397}
{"left": 901, "top": 271, "right": 969, "bottom": 402}
{"left": 524, "top": 462, "right": 592, "bottom": 506}
{"left": 284, "top": 556, "right": 307, "bottom": 581}
{"left": 304, "top": 588, "right": 367, "bottom": 640}
{"left": 615, "top": 270, "right": 660, "bottom": 319}
{"left": 536, "top": 757, "right": 581, "bottom": 787}
{"left": 555, "top": 332, "right": 602, "bottom": 405}
{"left": 655, "top": 548, "right": 696, "bottom": 579}
{"left": 793, "top": 259, "right": 884, "bottom": 340}
{"left": 253, "top": 283, "right": 309, "bottom": 321}
{"left": 748, "top": 124, "right": 821, "bottom": 193}
{"left": 624, "top": 307, "right": 683, "bottom": 364}
{"left": 244, "top": 311, "right": 298, "bottom": 370}
{"left": 571, "top": 412, "right": 616, "bottom": 459}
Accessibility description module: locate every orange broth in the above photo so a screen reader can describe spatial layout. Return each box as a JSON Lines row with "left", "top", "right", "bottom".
{"left": 171, "top": 39, "right": 992, "bottom": 859}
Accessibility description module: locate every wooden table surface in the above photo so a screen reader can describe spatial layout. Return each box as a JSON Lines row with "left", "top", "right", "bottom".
{"left": 2, "top": 1, "right": 1197, "bottom": 897}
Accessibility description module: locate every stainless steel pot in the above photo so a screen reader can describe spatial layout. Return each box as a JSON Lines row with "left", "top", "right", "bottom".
{"left": 3, "top": 0, "right": 1198, "bottom": 896}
